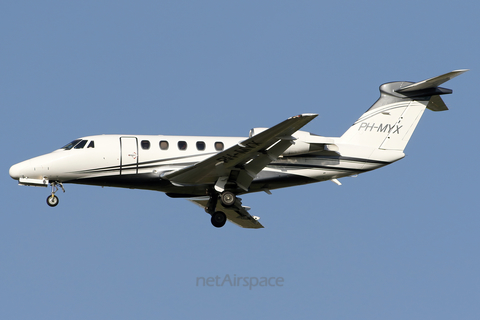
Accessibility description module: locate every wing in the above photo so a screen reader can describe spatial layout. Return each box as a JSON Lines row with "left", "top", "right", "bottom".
{"left": 161, "top": 113, "right": 318, "bottom": 192}
{"left": 189, "top": 197, "right": 264, "bottom": 229}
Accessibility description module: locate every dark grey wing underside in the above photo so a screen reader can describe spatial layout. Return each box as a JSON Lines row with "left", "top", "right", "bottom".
{"left": 189, "top": 197, "right": 264, "bottom": 229}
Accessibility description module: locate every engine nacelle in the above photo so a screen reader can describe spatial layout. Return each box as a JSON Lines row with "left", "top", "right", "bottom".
{"left": 249, "top": 128, "right": 338, "bottom": 156}
{"left": 282, "top": 131, "right": 339, "bottom": 156}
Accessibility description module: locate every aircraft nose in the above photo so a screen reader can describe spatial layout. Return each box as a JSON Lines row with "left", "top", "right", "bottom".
{"left": 9, "top": 160, "right": 34, "bottom": 180}
{"left": 10, "top": 154, "right": 57, "bottom": 181}
{"left": 9, "top": 162, "right": 23, "bottom": 180}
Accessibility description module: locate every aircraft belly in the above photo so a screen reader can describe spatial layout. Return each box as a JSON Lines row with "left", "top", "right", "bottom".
{"left": 66, "top": 173, "right": 174, "bottom": 191}
{"left": 250, "top": 167, "right": 348, "bottom": 191}
{"left": 249, "top": 174, "right": 318, "bottom": 192}
{"left": 266, "top": 157, "right": 369, "bottom": 179}
{"left": 65, "top": 155, "right": 386, "bottom": 195}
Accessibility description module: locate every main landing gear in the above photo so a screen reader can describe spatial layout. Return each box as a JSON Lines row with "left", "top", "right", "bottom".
{"left": 220, "top": 191, "right": 236, "bottom": 207}
{"left": 211, "top": 211, "right": 227, "bottom": 228}
{"left": 46, "top": 181, "right": 64, "bottom": 207}
{"left": 205, "top": 191, "right": 237, "bottom": 228}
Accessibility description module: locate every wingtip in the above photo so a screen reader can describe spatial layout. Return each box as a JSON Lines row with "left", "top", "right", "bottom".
{"left": 444, "top": 69, "right": 469, "bottom": 81}
{"left": 450, "top": 69, "right": 469, "bottom": 76}
{"left": 291, "top": 113, "right": 318, "bottom": 119}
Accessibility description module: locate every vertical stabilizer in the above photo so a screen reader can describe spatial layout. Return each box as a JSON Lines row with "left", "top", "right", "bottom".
{"left": 340, "top": 70, "right": 467, "bottom": 153}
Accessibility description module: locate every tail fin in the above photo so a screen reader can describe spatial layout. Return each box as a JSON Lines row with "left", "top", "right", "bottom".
{"left": 340, "top": 69, "right": 468, "bottom": 152}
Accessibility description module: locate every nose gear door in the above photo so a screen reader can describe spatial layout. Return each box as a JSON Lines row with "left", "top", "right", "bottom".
{"left": 120, "top": 137, "right": 138, "bottom": 175}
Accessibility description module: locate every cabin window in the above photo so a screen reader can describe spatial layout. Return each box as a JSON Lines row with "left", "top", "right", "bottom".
{"left": 215, "top": 141, "right": 224, "bottom": 151}
{"left": 178, "top": 141, "right": 187, "bottom": 150}
{"left": 87, "top": 141, "right": 95, "bottom": 148}
{"left": 159, "top": 140, "right": 169, "bottom": 150}
{"left": 196, "top": 141, "right": 206, "bottom": 151}
{"left": 141, "top": 140, "right": 151, "bottom": 150}
{"left": 62, "top": 139, "right": 81, "bottom": 150}
{"left": 74, "top": 140, "right": 88, "bottom": 149}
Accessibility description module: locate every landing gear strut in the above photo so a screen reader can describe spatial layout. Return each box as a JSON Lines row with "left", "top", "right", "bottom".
{"left": 46, "top": 181, "right": 64, "bottom": 207}
{"left": 205, "top": 189, "right": 237, "bottom": 228}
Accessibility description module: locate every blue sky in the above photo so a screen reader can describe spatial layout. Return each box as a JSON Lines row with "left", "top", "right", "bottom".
{"left": 1, "top": 1, "right": 479, "bottom": 319}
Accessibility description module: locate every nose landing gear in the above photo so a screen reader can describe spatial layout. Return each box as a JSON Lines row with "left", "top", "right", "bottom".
{"left": 46, "top": 181, "right": 64, "bottom": 207}
{"left": 47, "top": 194, "right": 59, "bottom": 207}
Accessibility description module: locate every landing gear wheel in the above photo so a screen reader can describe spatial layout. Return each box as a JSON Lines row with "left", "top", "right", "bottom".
{"left": 211, "top": 211, "right": 227, "bottom": 228}
{"left": 220, "top": 191, "right": 236, "bottom": 207}
{"left": 46, "top": 181, "right": 64, "bottom": 207}
{"left": 46, "top": 195, "right": 59, "bottom": 207}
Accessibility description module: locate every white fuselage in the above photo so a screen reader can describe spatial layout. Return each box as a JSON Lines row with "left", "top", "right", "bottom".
{"left": 9, "top": 132, "right": 401, "bottom": 197}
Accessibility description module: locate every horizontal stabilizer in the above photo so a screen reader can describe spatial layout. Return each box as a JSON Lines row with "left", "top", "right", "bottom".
{"left": 396, "top": 69, "right": 468, "bottom": 93}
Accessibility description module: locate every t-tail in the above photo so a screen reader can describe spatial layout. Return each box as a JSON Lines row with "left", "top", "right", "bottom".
{"left": 339, "top": 69, "right": 468, "bottom": 162}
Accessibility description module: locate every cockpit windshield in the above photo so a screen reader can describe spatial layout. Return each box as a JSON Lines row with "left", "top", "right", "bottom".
{"left": 62, "top": 139, "right": 94, "bottom": 150}
{"left": 62, "top": 139, "right": 82, "bottom": 150}
{"left": 74, "top": 140, "right": 88, "bottom": 149}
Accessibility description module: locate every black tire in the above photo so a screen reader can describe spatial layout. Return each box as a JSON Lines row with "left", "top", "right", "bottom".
{"left": 220, "top": 191, "right": 236, "bottom": 207}
{"left": 211, "top": 211, "right": 227, "bottom": 228}
{"left": 46, "top": 195, "right": 59, "bottom": 207}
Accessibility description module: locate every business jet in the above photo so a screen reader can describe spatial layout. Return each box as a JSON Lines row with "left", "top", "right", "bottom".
{"left": 9, "top": 70, "right": 467, "bottom": 228}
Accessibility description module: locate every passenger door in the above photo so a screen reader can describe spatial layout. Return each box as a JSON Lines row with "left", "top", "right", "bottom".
{"left": 120, "top": 137, "right": 138, "bottom": 175}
